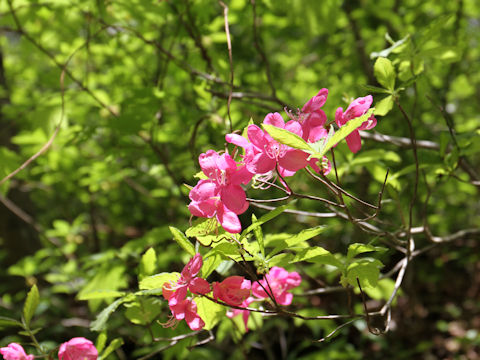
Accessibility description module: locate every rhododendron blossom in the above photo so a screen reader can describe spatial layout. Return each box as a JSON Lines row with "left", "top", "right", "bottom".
{"left": 293, "top": 88, "right": 329, "bottom": 143}
{"left": 188, "top": 150, "right": 252, "bottom": 233}
{"left": 0, "top": 343, "right": 34, "bottom": 360}
{"left": 335, "top": 95, "right": 377, "bottom": 153}
{"left": 252, "top": 266, "right": 301, "bottom": 305}
{"left": 168, "top": 298, "right": 205, "bottom": 331}
{"left": 213, "top": 276, "right": 251, "bottom": 306}
{"left": 162, "top": 253, "right": 210, "bottom": 307}
{"left": 162, "top": 254, "right": 210, "bottom": 331}
{"left": 227, "top": 112, "right": 309, "bottom": 177}
{"left": 58, "top": 337, "right": 98, "bottom": 360}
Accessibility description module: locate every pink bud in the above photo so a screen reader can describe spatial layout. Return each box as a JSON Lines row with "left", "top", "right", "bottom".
{"left": 58, "top": 337, "right": 98, "bottom": 360}
{"left": 0, "top": 343, "right": 34, "bottom": 360}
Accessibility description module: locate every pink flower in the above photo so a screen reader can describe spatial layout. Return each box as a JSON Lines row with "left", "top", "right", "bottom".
{"left": 162, "top": 254, "right": 210, "bottom": 331}
{"left": 188, "top": 150, "right": 252, "bottom": 233}
{"left": 335, "top": 95, "right": 377, "bottom": 153}
{"left": 252, "top": 266, "right": 301, "bottom": 306}
{"left": 58, "top": 338, "right": 98, "bottom": 360}
{"left": 228, "top": 113, "right": 309, "bottom": 177}
{"left": 298, "top": 88, "right": 329, "bottom": 142}
{"left": 226, "top": 297, "right": 255, "bottom": 332}
{"left": 213, "top": 276, "right": 251, "bottom": 306}
{"left": 0, "top": 343, "right": 34, "bottom": 360}
{"left": 162, "top": 253, "right": 211, "bottom": 307}
{"left": 169, "top": 298, "right": 205, "bottom": 331}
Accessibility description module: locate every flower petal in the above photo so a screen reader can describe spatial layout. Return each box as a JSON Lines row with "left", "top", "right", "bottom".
{"left": 189, "top": 277, "right": 211, "bottom": 295}
{"left": 247, "top": 125, "right": 268, "bottom": 149}
{"left": 189, "top": 180, "right": 218, "bottom": 201}
{"left": 345, "top": 130, "right": 362, "bottom": 153}
{"left": 247, "top": 152, "right": 276, "bottom": 175}
{"left": 263, "top": 112, "right": 285, "bottom": 128}
{"left": 278, "top": 150, "right": 308, "bottom": 172}
{"left": 188, "top": 199, "right": 217, "bottom": 218}
{"left": 221, "top": 184, "right": 247, "bottom": 214}
{"left": 226, "top": 133, "right": 250, "bottom": 148}
{"left": 216, "top": 205, "right": 242, "bottom": 233}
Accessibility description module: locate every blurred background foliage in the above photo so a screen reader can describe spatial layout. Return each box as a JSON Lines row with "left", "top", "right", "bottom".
{"left": 0, "top": 0, "right": 479, "bottom": 358}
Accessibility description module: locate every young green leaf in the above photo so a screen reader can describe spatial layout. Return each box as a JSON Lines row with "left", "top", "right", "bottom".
{"left": 347, "top": 243, "right": 387, "bottom": 260}
{"left": 139, "top": 247, "right": 157, "bottom": 279}
{"left": 344, "top": 258, "right": 383, "bottom": 288}
{"left": 139, "top": 272, "right": 180, "bottom": 290}
{"left": 0, "top": 316, "right": 23, "bottom": 328}
{"left": 374, "top": 57, "right": 396, "bottom": 91}
{"left": 195, "top": 296, "right": 225, "bottom": 330}
{"left": 311, "top": 109, "right": 375, "bottom": 159}
{"left": 124, "top": 298, "right": 161, "bottom": 325}
{"left": 77, "top": 290, "right": 126, "bottom": 301}
{"left": 23, "top": 284, "right": 39, "bottom": 327}
{"left": 268, "top": 225, "right": 325, "bottom": 258}
{"left": 201, "top": 253, "right": 223, "bottom": 278}
{"left": 241, "top": 203, "right": 292, "bottom": 239}
{"left": 96, "top": 332, "right": 108, "bottom": 355}
{"left": 374, "top": 95, "right": 394, "bottom": 116}
{"left": 186, "top": 218, "right": 227, "bottom": 247}
{"left": 291, "top": 246, "right": 343, "bottom": 268}
{"left": 99, "top": 338, "right": 124, "bottom": 360}
{"left": 91, "top": 295, "right": 134, "bottom": 332}
{"left": 169, "top": 226, "right": 195, "bottom": 256}
{"left": 262, "top": 124, "right": 312, "bottom": 152}
{"left": 370, "top": 34, "right": 410, "bottom": 59}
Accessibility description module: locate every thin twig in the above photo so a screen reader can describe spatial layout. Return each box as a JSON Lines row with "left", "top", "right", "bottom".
{"left": 250, "top": 202, "right": 338, "bottom": 218}
{"left": 315, "top": 319, "right": 358, "bottom": 342}
{"left": 219, "top": 1, "right": 234, "bottom": 133}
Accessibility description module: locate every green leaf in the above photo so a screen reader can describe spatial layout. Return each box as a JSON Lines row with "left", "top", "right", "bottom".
{"left": 96, "top": 332, "right": 108, "bottom": 355}
{"left": 361, "top": 278, "right": 398, "bottom": 302}
{"left": 201, "top": 253, "right": 223, "bottom": 278}
{"left": 291, "top": 247, "right": 342, "bottom": 268}
{"left": 344, "top": 258, "right": 383, "bottom": 288}
{"left": 169, "top": 226, "right": 195, "bottom": 256}
{"left": 0, "top": 316, "right": 23, "bottom": 328}
{"left": 347, "top": 243, "right": 387, "bottom": 260}
{"left": 370, "top": 34, "right": 410, "bottom": 59}
{"left": 374, "top": 95, "right": 394, "bottom": 116}
{"left": 18, "top": 328, "right": 42, "bottom": 336}
{"left": 360, "top": 84, "right": 392, "bottom": 94}
{"left": 262, "top": 124, "right": 312, "bottom": 152}
{"left": 268, "top": 226, "right": 325, "bottom": 257}
{"left": 252, "top": 214, "right": 265, "bottom": 257}
{"left": 100, "top": 338, "right": 124, "bottom": 360}
{"left": 311, "top": 109, "right": 376, "bottom": 159}
{"left": 241, "top": 203, "right": 292, "bottom": 238}
{"left": 186, "top": 218, "right": 227, "bottom": 246}
{"left": 139, "top": 272, "right": 180, "bottom": 290}
{"left": 139, "top": 248, "right": 157, "bottom": 279}
{"left": 77, "top": 290, "right": 126, "bottom": 301}
{"left": 374, "top": 57, "right": 396, "bottom": 91}
{"left": 195, "top": 296, "right": 225, "bottom": 330}
{"left": 23, "top": 284, "right": 39, "bottom": 327}
{"left": 267, "top": 253, "right": 295, "bottom": 267}
{"left": 124, "top": 298, "right": 161, "bottom": 325}
{"left": 91, "top": 295, "right": 133, "bottom": 332}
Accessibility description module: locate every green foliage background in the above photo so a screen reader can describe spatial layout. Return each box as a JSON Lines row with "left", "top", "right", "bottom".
{"left": 0, "top": 0, "right": 479, "bottom": 358}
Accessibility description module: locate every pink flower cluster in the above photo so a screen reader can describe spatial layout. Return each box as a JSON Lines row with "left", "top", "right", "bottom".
{"left": 161, "top": 255, "right": 301, "bottom": 332}
{"left": 162, "top": 253, "right": 251, "bottom": 330}
{"left": 227, "top": 266, "right": 301, "bottom": 331}
{"left": 188, "top": 89, "right": 377, "bottom": 233}
{"left": 1, "top": 338, "right": 97, "bottom": 360}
